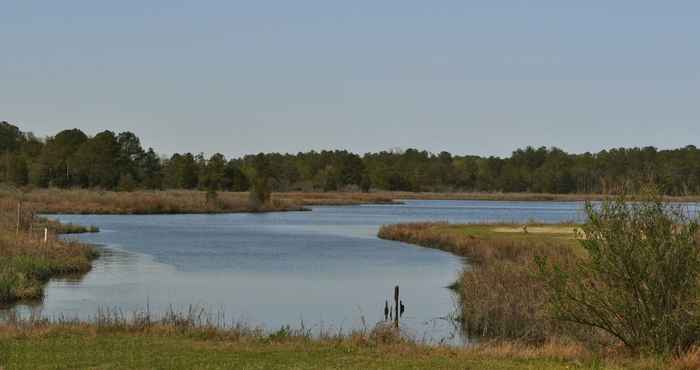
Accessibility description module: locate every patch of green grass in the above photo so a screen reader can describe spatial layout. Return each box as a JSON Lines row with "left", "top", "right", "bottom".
{"left": 0, "top": 214, "right": 99, "bottom": 304}
{"left": 0, "top": 248, "right": 97, "bottom": 303}
{"left": 0, "top": 331, "right": 620, "bottom": 370}
{"left": 51, "top": 222, "right": 100, "bottom": 234}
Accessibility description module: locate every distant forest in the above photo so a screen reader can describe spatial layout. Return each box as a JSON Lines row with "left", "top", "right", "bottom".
{"left": 1, "top": 121, "right": 699, "bottom": 195}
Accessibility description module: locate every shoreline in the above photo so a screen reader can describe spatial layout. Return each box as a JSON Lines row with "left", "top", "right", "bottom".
{"left": 0, "top": 223, "right": 99, "bottom": 305}
{"left": 378, "top": 222, "right": 579, "bottom": 341}
{"left": 4, "top": 189, "right": 699, "bottom": 217}
{"left": 386, "top": 191, "right": 700, "bottom": 203}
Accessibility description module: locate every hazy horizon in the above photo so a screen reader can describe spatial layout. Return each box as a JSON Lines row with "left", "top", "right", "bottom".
{"left": 2, "top": 1, "right": 698, "bottom": 158}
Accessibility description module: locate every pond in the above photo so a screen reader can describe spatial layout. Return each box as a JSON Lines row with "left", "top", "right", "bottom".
{"left": 5, "top": 200, "right": 587, "bottom": 344}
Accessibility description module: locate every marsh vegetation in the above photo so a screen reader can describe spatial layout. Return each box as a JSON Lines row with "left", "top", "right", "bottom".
{"left": 380, "top": 193, "right": 700, "bottom": 362}
{"left": 0, "top": 200, "right": 98, "bottom": 304}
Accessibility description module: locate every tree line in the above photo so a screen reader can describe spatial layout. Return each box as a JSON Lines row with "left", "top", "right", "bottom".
{"left": 1, "top": 121, "right": 699, "bottom": 195}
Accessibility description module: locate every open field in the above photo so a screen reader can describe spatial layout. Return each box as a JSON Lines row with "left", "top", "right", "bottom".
{"left": 0, "top": 317, "right": 681, "bottom": 370}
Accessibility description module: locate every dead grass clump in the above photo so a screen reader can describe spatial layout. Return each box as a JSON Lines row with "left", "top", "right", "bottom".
{"left": 472, "top": 338, "right": 589, "bottom": 361}
{"left": 670, "top": 347, "right": 700, "bottom": 370}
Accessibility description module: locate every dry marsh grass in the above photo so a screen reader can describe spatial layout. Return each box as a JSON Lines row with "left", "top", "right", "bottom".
{"left": 5, "top": 188, "right": 698, "bottom": 216}
{"left": 277, "top": 191, "right": 397, "bottom": 205}
{"left": 6, "top": 189, "right": 308, "bottom": 214}
{"left": 0, "top": 189, "right": 402, "bottom": 215}
{"left": 378, "top": 222, "right": 588, "bottom": 342}
{"left": 1, "top": 188, "right": 698, "bottom": 216}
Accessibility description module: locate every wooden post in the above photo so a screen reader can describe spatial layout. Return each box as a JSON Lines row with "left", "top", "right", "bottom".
{"left": 394, "top": 285, "right": 400, "bottom": 328}
{"left": 16, "top": 201, "right": 22, "bottom": 234}
{"left": 44, "top": 228, "right": 48, "bottom": 243}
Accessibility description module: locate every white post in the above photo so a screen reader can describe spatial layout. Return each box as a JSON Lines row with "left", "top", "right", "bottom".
{"left": 44, "top": 228, "right": 48, "bottom": 243}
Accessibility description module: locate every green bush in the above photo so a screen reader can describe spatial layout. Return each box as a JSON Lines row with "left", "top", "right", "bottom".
{"left": 0, "top": 270, "right": 18, "bottom": 302}
{"left": 538, "top": 193, "right": 700, "bottom": 354}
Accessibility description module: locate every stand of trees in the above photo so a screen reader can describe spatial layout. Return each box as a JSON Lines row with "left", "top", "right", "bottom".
{"left": 1, "top": 121, "right": 699, "bottom": 195}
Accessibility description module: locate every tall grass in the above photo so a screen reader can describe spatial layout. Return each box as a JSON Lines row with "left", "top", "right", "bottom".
{"left": 0, "top": 307, "right": 410, "bottom": 349}
{"left": 2, "top": 188, "right": 699, "bottom": 216}
{"left": 0, "top": 189, "right": 312, "bottom": 215}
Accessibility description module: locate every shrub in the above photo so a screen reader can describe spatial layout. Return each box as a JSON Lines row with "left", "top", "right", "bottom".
{"left": 249, "top": 177, "right": 271, "bottom": 208}
{"left": 117, "top": 174, "right": 137, "bottom": 192}
{"left": 537, "top": 193, "right": 700, "bottom": 354}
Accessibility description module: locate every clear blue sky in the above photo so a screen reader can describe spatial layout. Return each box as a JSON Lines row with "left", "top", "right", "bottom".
{"left": 2, "top": 1, "right": 698, "bottom": 158}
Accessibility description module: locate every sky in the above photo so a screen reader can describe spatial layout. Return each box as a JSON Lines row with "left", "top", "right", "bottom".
{"left": 1, "top": 1, "right": 698, "bottom": 158}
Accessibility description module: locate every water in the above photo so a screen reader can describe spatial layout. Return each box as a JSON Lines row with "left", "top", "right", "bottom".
{"left": 5, "top": 200, "right": 589, "bottom": 344}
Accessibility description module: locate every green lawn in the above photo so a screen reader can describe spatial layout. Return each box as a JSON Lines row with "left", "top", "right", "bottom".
{"left": 0, "top": 332, "right": 624, "bottom": 370}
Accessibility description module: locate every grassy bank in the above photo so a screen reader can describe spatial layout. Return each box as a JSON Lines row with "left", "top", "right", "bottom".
{"left": 381, "top": 191, "right": 700, "bottom": 202}
{"left": 0, "top": 189, "right": 402, "bottom": 215}
{"left": 0, "top": 316, "right": 678, "bottom": 370}
{"left": 0, "top": 189, "right": 308, "bottom": 215}
{"left": 378, "top": 223, "right": 585, "bottom": 341}
{"left": 0, "top": 200, "right": 98, "bottom": 304}
{"left": 379, "top": 220, "right": 700, "bottom": 362}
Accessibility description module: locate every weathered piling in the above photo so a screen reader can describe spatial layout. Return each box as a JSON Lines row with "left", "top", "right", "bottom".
{"left": 394, "top": 286, "right": 400, "bottom": 328}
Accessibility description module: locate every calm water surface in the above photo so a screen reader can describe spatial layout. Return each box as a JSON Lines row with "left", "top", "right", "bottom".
{"left": 6, "top": 200, "right": 589, "bottom": 343}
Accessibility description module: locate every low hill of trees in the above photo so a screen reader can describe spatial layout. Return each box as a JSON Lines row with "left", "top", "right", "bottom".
{"left": 1, "top": 121, "right": 699, "bottom": 195}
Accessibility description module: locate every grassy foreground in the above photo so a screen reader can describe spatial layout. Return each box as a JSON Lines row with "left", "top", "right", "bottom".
{"left": 0, "top": 319, "right": 677, "bottom": 370}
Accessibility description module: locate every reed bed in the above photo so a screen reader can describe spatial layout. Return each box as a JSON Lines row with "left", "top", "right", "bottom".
{"left": 2, "top": 188, "right": 698, "bottom": 216}
{"left": 0, "top": 189, "right": 404, "bottom": 215}
{"left": 0, "top": 189, "right": 309, "bottom": 215}
{"left": 4, "top": 188, "right": 697, "bottom": 216}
